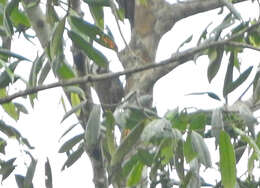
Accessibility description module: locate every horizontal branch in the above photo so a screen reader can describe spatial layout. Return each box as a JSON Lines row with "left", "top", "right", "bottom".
{"left": 151, "top": 19, "right": 260, "bottom": 84}
{"left": 1, "top": 20, "right": 259, "bottom": 104}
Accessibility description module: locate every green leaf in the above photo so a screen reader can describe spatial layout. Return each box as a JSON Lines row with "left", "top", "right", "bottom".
{"left": 10, "top": 6, "right": 30, "bottom": 29}
{"left": 224, "top": 65, "right": 253, "bottom": 97}
{"left": 83, "top": 0, "right": 110, "bottom": 6}
{"left": 127, "top": 161, "right": 144, "bottom": 187}
{"left": 111, "top": 120, "right": 146, "bottom": 167}
{"left": 0, "top": 120, "right": 34, "bottom": 149}
{"left": 211, "top": 108, "right": 224, "bottom": 148}
{"left": 65, "top": 86, "right": 85, "bottom": 100}
{"left": 0, "top": 61, "right": 19, "bottom": 88}
{"left": 56, "top": 61, "right": 75, "bottom": 79}
{"left": 14, "top": 102, "right": 28, "bottom": 114}
{"left": 3, "top": 0, "right": 19, "bottom": 36}
{"left": 207, "top": 46, "right": 224, "bottom": 83}
{"left": 61, "top": 144, "right": 84, "bottom": 170}
{"left": 184, "top": 134, "right": 197, "bottom": 163}
{"left": 0, "top": 48, "right": 30, "bottom": 61}
{"left": 89, "top": 4, "right": 104, "bottom": 29}
{"left": 38, "top": 61, "right": 51, "bottom": 85}
{"left": 58, "top": 133, "right": 84, "bottom": 153}
{"left": 59, "top": 123, "right": 79, "bottom": 141}
{"left": 219, "top": 131, "right": 236, "bottom": 188}
{"left": 23, "top": 157, "right": 37, "bottom": 188}
{"left": 174, "top": 140, "right": 184, "bottom": 180}
{"left": 85, "top": 105, "right": 101, "bottom": 148}
{"left": 15, "top": 175, "right": 26, "bottom": 188}
{"left": 0, "top": 137, "right": 7, "bottom": 154}
{"left": 61, "top": 100, "right": 87, "bottom": 123}
{"left": 177, "top": 35, "right": 193, "bottom": 52}
{"left": 190, "top": 131, "right": 212, "bottom": 168}
{"left": 233, "top": 126, "right": 260, "bottom": 159}
{"left": 68, "top": 30, "right": 108, "bottom": 67}
{"left": 0, "top": 158, "right": 16, "bottom": 182}
{"left": 104, "top": 111, "right": 116, "bottom": 155}
{"left": 69, "top": 16, "right": 117, "bottom": 51}
{"left": 45, "top": 158, "right": 53, "bottom": 188}
{"left": 223, "top": 53, "right": 234, "bottom": 98}
{"left": 70, "top": 92, "right": 83, "bottom": 117}
{"left": 50, "top": 16, "right": 66, "bottom": 60}
{"left": 0, "top": 88, "right": 19, "bottom": 120}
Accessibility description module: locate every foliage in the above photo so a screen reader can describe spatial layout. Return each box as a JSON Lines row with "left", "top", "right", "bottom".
{"left": 0, "top": 0, "right": 260, "bottom": 188}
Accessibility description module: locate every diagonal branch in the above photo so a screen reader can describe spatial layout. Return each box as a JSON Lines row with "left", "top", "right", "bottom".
{"left": 2, "top": 20, "right": 260, "bottom": 105}
{"left": 151, "top": 19, "right": 260, "bottom": 84}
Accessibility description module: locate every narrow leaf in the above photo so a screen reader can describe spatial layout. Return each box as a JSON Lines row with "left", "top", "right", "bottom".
{"left": 45, "top": 158, "right": 53, "bottom": 188}
{"left": 85, "top": 105, "right": 101, "bottom": 148}
{"left": 111, "top": 121, "right": 146, "bottom": 167}
{"left": 219, "top": 131, "right": 236, "bottom": 188}
{"left": 127, "top": 162, "right": 144, "bottom": 187}
{"left": 58, "top": 133, "right": 84, "bottom": 153}
{"left": 69, "top": 16, "right": 117, "bottom": 51}
{"left": 61, "top": 100, "right": 87, "bottom": 123}
{"left": 61, "top": 144, "right": 84, "bottom": 170}
{"left": 207, "top": 46, "right": 224, "bottom": 83}
{"left": 23, "top": 158, "right": 37, "bottom": 188}
{"left": 223, "top": 53, "right": 234, "bottom": 97}
{"left": 0, "top": 48, "right": 30, "bottom": 61}
{"left": 190, "top": 131, "right": 212, "bottom": 168}
{"left": 68, "top": 30, "right": 108, "bottom": 67}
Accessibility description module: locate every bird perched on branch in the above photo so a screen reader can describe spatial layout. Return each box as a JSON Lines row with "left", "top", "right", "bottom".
{"left": 117, "top": 0, "right": 135, "bottom": 29}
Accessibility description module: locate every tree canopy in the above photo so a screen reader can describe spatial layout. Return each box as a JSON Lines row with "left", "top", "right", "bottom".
{"left": 0, "top": 0, "right": 260, "bottom": 188}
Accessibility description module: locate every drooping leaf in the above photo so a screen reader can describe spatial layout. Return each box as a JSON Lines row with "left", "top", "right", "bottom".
{"left": 0, "top": 120, "right": 34, "bottom": 149}
{"left": 49, "top": 16, "right": 66, "bottom": 60}
{"left": 3, "top": 0, "right": 19, "bottom": 36}
{"left": 14, "top": 102, "right": 28, "bottom": 114}
{"left": 23, "top": 157, "right": 37, "bottom": 188}
{"left": 0, "top": 137, "right": 7, "bottom": 154}
{"left": 61, "top": 143, "right": 84, "bottom": 170}
{"left": 45, "top": 158, "right": 53, "bottom": 188}
{"left": 127, "top": 161, "right": 144, "bottom": 187}
{"left": 10, "top": 6, "right": 30, "bottom": 29}
{"left": 69, "top": 16, "right": 117, "bottom": 51}
{"left": 89, "top": 4, "right": 104, "bottom": 29}
{"left": 223, "top": 53, "right": 234, "bottom": 98}
{"left": 38, "top": 61, "right": 51, "bottom": 85}
{"left": 219, "top": 131, "right": 236, "bottom": 188}
{"left": 190, "top": 131, "right": 212, "bottom": 168}
{"left": 104, "top": 111, "right": 116, "bottom": 155}
{"left": 58, "top": 133, "right": 84, "bottom": 153}
{"left": 65, "top": 86, "right": 86, "bottom": 100}
{"left": 184, "top": 134, "right": 197, "bottom": 163}
{"left": 211, "top": 108, "right": 224, "bottom": 148}
{"left": 15, "top": 175, "right": 26, "bottom": 188}
{"left": 85, "top": 105, "right": 101, "bottom": 148}
{"left": 174, "top": 140, "right": 184, "bottom": 180}
{"left": 0, "top": 88, "right": 19, "bottom": 120}
{"left": 207, "top": 46, "right": 224, "bottom": 83}
{"left": 56, "top": 61, "right": 75, "bottom": 79}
